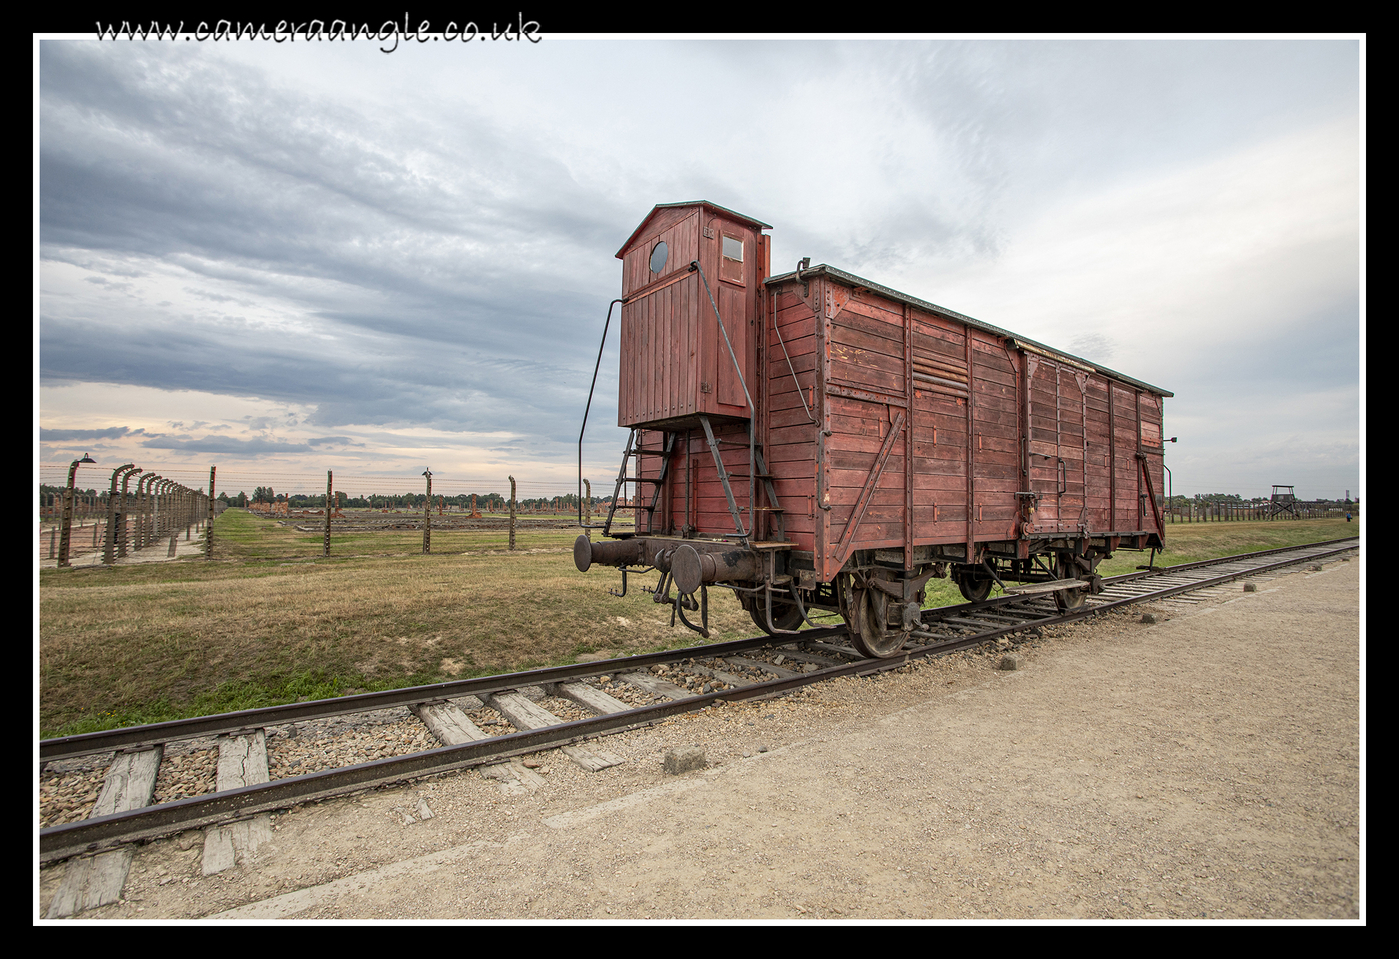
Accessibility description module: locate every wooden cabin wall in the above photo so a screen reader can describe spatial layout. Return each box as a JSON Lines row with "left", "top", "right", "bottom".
{"left": 619, "top": 276, "right": 702, "bottom": 426}
{"left": 620, "top": 208, "right": 698, "bottom": 296}
{"left": 616, "top": 207, "right": 757, "bottom": 428}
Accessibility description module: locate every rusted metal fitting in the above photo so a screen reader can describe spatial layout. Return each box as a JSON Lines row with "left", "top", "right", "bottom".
{"left": 671, "top": 543, "right": 762, "bottom": 594}
{"left": 574, "top": 534, "right": 644, "bottom": 572}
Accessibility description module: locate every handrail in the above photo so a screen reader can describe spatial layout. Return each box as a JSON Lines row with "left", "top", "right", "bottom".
{"left": 578, "top": 298, "right": 624, "bottom": 528}
{"left": 771, "top": 300, "right": 816, "bottom": 424}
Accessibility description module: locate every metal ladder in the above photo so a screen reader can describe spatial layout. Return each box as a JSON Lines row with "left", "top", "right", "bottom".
{"left": 601, "top": 429, "right": 678, "bottom": 537}
{"left": 601, "top": 418, "right": 787, "bottom": 544}
{"left": 697, "top": 415, "right": 786, "bottom": 544}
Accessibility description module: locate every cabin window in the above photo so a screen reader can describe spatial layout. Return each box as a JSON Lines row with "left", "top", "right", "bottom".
{"left": 720, "top": 234, "right": 743, "bottom": 283}
{"left": 649, "top": 240, "right": 668, "bottom": 274}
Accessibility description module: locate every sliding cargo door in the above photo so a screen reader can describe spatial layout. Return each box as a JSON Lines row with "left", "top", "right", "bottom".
{"left": 818, "top": 294, "right": 908, "bottom": 580}
{"left": 1111, "top": 384, "right": 1140, "bottom": 532}
{"left": 1023, "top": 354, "right": 1087, "bottom": 535}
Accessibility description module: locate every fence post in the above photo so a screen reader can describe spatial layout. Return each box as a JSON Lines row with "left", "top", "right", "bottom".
{"left": 134, "top": 474, "right": 151, "bottom": 550}
{"left": 205, "top": 467, "right": 216, "bottom": 560}
{"left": 422, "top": 468, "right": 432, "bottom": 554}
{"left": 584, "top": 479, "right": 591, "bottom": 527}
{"left": 57, "top": 454, "right": 95, "bottom": 567}
{"left": 324, "top": 470, "right": 333, "bottom": 557}
{"left": 509, "top": 476, "right": 517, "bottom": 551}
{"left": 103, "top": 465, "right": 135, "bottom": 565}
{"left": 119, "top": 469, "right": 142, "bottom": 558}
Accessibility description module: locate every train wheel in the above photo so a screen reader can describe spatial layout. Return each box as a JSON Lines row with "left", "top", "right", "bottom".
{"left": 1053, "top": 554, "right": 1089, "bottom": 612}
{"left": 749, "top": 598, "right": 805, "bottom": 634}
{"left": 953, "top": 562, "right": 994, "bottom": 602}
{"left": 956, "top": 573, "right": 993, "bottom": 603}
{"left": 839, "top": 574, "right": 907, "bottom": 659}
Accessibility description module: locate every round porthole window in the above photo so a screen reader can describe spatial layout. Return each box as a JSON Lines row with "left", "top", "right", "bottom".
{"left": 649, "top": 240, "right": 669, "bottom": 274}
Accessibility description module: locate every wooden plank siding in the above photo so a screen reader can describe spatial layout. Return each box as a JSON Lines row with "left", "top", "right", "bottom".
{"left": 1024, "top": 355, "right": 1089, "bottom": 534}
{"left": 968, "top": 332, "right": 1020, "bottom": 546}
{"left": 762, "top": 287, "right": 820, "bottom": 548}
{"left": 1112, "top": 384, "right": 1140, "bottom": 532}
{"left": 620, "top": 208, "right": 699, "bottom": 297}
{"left": 794, "top": 269, "right": 1167, "bottom": 580}
{"left": 1083, "top": 375, "right": 1114, "bottom": 531}
{"left": 1136, "top": 391, "right": 1167, "bottom": 539}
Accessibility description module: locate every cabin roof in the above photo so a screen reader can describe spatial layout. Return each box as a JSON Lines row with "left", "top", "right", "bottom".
{"left": 616, "top": 201, "right": 773, "bottom": 259}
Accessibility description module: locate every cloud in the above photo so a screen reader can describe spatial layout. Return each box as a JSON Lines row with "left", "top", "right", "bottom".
{"left": 40, "top": 426, "right": 143, "bottom": 441}
{"left": 139, "top": 434, "right": 314, "bottom": 454}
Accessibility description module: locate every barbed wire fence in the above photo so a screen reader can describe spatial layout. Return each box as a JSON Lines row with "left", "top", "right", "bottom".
{"left": 39, "top": 463, "right": 635, "bottom": 565}
{"left": 1164, "top": 500, "right": 1360, "bottom": 523}
{"left": 38, "top": 462, "right": 213, "bottom": 567}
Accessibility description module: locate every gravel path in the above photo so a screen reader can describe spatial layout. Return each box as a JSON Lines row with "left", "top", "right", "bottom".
{"left": 38, "top": 554, "right": 1362, "bottom": 921}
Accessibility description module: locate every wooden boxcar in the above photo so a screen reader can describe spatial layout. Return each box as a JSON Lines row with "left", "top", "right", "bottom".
{"left": 575, "top": 201, "right": 1172, "bottom": 657}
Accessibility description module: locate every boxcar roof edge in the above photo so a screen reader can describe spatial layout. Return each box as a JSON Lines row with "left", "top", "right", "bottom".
{"left": 768, "top": 263, "right": 1173, "bottom": 398}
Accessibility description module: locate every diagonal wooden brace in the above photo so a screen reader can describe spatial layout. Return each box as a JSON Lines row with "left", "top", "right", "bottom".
{"left": 835, "top": 409, "right": 907, "bottom": 563}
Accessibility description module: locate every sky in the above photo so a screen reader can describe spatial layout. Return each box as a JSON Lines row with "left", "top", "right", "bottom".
{"left": 36, "top": 33, "right": 1363, "bottom": 503}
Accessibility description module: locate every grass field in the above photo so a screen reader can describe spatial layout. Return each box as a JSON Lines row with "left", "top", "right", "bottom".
{"left": 37, "top": 510, "right": 1360, "bottom": 739}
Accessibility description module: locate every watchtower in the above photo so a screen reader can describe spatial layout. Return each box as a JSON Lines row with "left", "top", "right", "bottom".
{"left": 1269, "top": 485, "right": 1299, "bottom": 518}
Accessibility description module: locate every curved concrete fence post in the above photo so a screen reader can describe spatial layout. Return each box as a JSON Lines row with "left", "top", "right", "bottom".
{"left": 57, "top": 454, "right": 96, "bottom": 568}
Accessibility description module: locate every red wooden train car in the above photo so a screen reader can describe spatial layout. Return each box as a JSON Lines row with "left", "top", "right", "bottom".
{"left": 575, "top": 201, "right": 1172, "bottom": 657}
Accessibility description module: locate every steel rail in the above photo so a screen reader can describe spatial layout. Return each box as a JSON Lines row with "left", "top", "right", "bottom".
{"left": 940, "top": 536, "right": 1360, "bottom": 617}
{"left": 39, "top": 538, "right": 1356, "bottom": 863}
{"left": 906, "top": 539, "right": 1359, "bottom": 655}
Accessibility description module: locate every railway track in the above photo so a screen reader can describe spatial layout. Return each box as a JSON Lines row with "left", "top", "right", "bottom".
{"left": 40, "top": 537, "right": 1358, "bottom": 883}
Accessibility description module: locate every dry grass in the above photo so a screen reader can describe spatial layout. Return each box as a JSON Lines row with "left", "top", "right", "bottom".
{"left": 206, "top": 507, "right": 623, "bottom": 561}
{"left": 39, "top": 510, "right": 748, "bottom": 737}
{"left": 38, "top": 510, "right": 1359, "bottom": 738}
